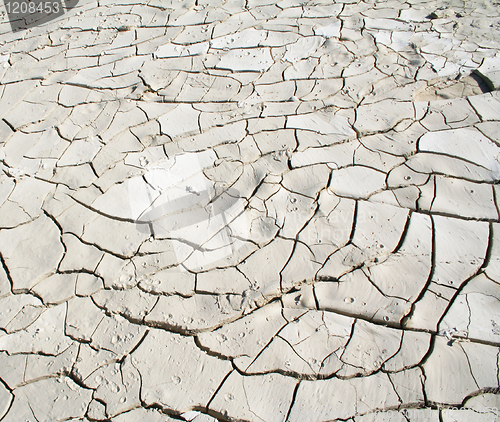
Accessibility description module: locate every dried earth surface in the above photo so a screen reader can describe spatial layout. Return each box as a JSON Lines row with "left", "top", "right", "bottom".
{"left": 0, "top": 0, "right": 500, "bottom": 421}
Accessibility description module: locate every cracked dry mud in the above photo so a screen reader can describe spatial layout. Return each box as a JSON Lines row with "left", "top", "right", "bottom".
{"left": 0, "top": 0, "right": 500, "bottom": 421}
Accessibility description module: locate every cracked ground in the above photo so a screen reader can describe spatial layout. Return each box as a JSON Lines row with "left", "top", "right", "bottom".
{"left": 0, "top": 0, "right": 500, "bottom": 420}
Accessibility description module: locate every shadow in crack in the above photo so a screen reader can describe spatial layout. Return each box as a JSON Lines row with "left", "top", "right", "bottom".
{"left": 4, "top": 0, "right": 78, "bottom": 32}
